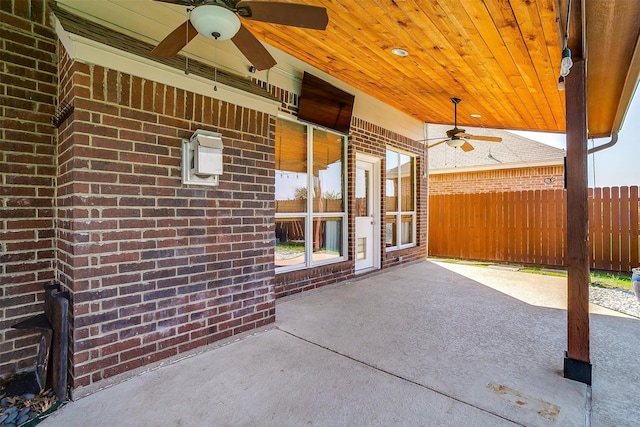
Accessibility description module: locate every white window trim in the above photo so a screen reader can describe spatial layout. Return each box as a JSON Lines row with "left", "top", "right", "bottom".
{"left": 385, "top": 148, "right": 417, "bottom": 252}
{"left": 275, "top": 118, "right": 348, "bottom": 274}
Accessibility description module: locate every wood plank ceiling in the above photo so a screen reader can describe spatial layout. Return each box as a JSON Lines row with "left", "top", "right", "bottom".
{"left": 55, "top": 0, "right": 640, "bottom": 138}
{"left": 249, "top": 0, "right": 566, "bottom": 133}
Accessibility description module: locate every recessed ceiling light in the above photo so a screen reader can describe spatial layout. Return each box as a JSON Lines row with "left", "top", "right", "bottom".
{"left": 470, "top": 114, "right": 482, "bottom": 118}
{"left": 391, "top": 48, "right": 409, "bottom": 57}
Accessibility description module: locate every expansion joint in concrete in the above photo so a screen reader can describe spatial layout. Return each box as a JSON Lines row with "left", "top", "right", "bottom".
{"left": 278, "top": 328, "right": 525, "bottom": 427}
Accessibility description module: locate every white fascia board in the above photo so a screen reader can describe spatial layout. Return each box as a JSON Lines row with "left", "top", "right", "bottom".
{"left": 429, "top": 158, "right": 565, "bottom": 175}
{"left": 613, "top": 32, "right": 640, "bottom": 133}
{"left": 54, "top": 19, "right": 279, "bottom": 117}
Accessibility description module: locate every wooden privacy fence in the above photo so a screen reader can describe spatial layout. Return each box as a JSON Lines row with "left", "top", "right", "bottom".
{"left": 428, "top": 186, "right": 640, "bottom": 273}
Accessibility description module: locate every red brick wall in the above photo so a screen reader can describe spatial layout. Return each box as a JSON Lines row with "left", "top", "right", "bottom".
{"left": 2, "top": 3, "right": 429, "bottom": 387}
{"left": 429, "top": 165, "right": 564, "bottom": 195}
{"left": 56, "top": 46, "right": 276, "bottom": 390}
{"left": 1, "top": 0, "right": 58, "bottom": 377}
{"left": 253, "top": 79, "right": 298, "bottom": 116}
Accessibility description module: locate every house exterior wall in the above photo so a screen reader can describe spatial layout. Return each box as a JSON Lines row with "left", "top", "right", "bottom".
{"left": 268, "top": 97, "right": 428, "bottom": 298}
{"left": 350, "top": 118, "right": 428, "bottom": 269}
{"left": 429, "top": 165, "right": 564, "bottom": 195}
{"left": 0, "top": 0, "right": 58, "bottom": 377}
{"left": 55, "top": 44, "right": 276, "bottom": 391}
{"left": 1, "top": 2, "right": 428, "bottom": 393}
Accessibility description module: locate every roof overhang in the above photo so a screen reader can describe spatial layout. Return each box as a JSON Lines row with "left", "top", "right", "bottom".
{"left": 559, "top": 0, "right": 640, "bottom": 138}
{"left": 53, "top": 0, "right": 640, "bottom": 140}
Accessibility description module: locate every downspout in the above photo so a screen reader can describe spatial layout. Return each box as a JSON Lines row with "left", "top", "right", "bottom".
{"left": 587, "top": 131, "right": 618, "bottom": 155}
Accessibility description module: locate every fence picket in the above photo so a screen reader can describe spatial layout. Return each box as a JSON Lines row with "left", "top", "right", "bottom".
{"left": 631, "top": 186, "right": 639, "bottom": 271}
{"left": 541, "top": 189, "right": 548, "bottom": 264}
{"left": 556, "top": 189, "right": 565, "bottom": 266}
{"left": 497, "top": 192, "right": 506, "bottom": 260}
{"left": 516, "top": 190, "right": 523, "bottom": 263}
{"left": 612, "top": 188, "right": 621, "bottom": 271}
{"left": 492, "top": 192, "right": 498, "bottom": 260}
{"left": 534, "top": 189, "right": 540, "bottom": 263}
{"left": 592, "top": 188, "right": 603, "bottom": 270}
{"left": 506, "top": 191, "right": 514, "bottom": 262}
{"left": 544, "top": 189, "right": 554, "bottom": 265}
{"left": 602, "top": 187, "right": 612, "bottom": 270}
{"left": 620, "top": 186, "right": 631, "bottom": 271}
{"left": 587, "top": 188, "right": 594, "bottom": 267}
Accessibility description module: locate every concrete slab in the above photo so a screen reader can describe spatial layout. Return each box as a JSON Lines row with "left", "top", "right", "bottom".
{"left": 42, "top": 329, "right": 514, "bottom": 426}
{"left": 590, "top": 314, "right": 640, "bottom": 426}
{"left": 431, "top": 260, "right": 630, "bottom": 316}
{"left": 41, "top": 260, "right": 640, "bottom": 426}
{"left": 278, "top": 261, "right": 586, "bottom": 426}
{"left": 431, "top": 260, "right": 640, "bottom": 426}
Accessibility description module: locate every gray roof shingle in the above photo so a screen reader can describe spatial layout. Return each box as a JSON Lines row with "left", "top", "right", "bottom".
{"left": 427, "top": 124, "right": 565, "bottom": 170}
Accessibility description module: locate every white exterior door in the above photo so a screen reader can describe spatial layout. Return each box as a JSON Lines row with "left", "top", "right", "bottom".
{"left": 355, "top": 155, "right": 379, "bottom": 272}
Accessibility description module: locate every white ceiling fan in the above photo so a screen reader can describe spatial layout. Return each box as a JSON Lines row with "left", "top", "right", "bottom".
{"left": 151, "top": 0, "right": 329, "bottom": 71}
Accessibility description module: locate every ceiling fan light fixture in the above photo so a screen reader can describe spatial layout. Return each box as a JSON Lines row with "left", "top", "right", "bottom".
{"left": 447, "top": 137, "right": 465, "bottom": 148}
{"left": 190, "top": 5, "right": 241, "bottom": 41}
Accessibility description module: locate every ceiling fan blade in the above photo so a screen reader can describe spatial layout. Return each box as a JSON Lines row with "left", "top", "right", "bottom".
{"left": 419, "top": 136, "right": 451, "bottom": 142}
{"left": 151, "top": 20, "right": 198, "bottom": 57}
{"left": 236, "top": 1, "right": 329, "bottom": 30}
{"left": 460, "top": 141, "right": 475, "bottom": 152}
{"left": 427, "top": 140, "right": 448, "bottom": 149}
{"left": 231, "top": 24, "right": 277, "bottom": 70}
{"left": 457, "top": 133, "right": 502, "bottom": 143}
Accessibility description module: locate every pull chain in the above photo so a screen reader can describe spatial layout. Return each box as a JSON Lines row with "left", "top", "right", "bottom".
{"left": 185, "top": 9, "right": 191, "bottom": 75}
{"left": 213, "top": 33, "right": 219, "bottom": 91}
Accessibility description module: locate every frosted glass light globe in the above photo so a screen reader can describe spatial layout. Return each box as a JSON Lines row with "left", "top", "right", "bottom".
{"left": 190, "top": 5, "right": 241, "bottom": 41}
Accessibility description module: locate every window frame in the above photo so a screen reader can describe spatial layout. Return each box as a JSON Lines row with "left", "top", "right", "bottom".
{"left": 385, "top": 148, "right": 417, "bottom": 251}
{"left": 275, "top": 116, "right": 348, "bottom": 274}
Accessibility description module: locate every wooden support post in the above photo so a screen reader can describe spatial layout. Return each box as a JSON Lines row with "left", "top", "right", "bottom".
{"left": 564, "top": 58, "right": 592, "bottom": 385}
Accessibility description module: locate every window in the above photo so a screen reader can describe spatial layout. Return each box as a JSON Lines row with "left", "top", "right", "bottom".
{"left": 385, "top": 149, "right": 416, "bottom": 249}
{"left": 275, "top": 118, "right": 346, "bottom": 271}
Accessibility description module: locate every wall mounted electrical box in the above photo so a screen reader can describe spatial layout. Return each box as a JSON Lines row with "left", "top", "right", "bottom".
{"left": 182, "top": 129, "right": 224, "bottom": 186}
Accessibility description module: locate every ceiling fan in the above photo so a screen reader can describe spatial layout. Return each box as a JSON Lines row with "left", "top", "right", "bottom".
{"left": 151, "top": 0, "right": 329, "bottom": 71}
{"left": 428, "top": 98, "right": 502, "bottom": 152}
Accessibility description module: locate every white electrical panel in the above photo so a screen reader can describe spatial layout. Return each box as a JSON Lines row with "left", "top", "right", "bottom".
{"left": 182, "top": 129, "right": 224, "bottom": 186}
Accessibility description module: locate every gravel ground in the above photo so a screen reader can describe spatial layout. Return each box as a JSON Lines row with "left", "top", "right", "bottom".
{"left": 589, "top": 286, "right": 640, "bottom": 318}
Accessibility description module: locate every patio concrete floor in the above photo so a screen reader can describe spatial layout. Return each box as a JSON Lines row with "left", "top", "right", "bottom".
{"left": 42, "top": 260, "right": 640, "bottom": 426}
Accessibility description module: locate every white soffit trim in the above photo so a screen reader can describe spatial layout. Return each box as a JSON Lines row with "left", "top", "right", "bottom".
{"left": 613, "top": 33, "right": 640, "bottom": 133}
{"left": 429, "top": 158, "right": 565, "bottom": 175}
{"left": 54, "top": 19, "right": 279, "bottom": 117}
